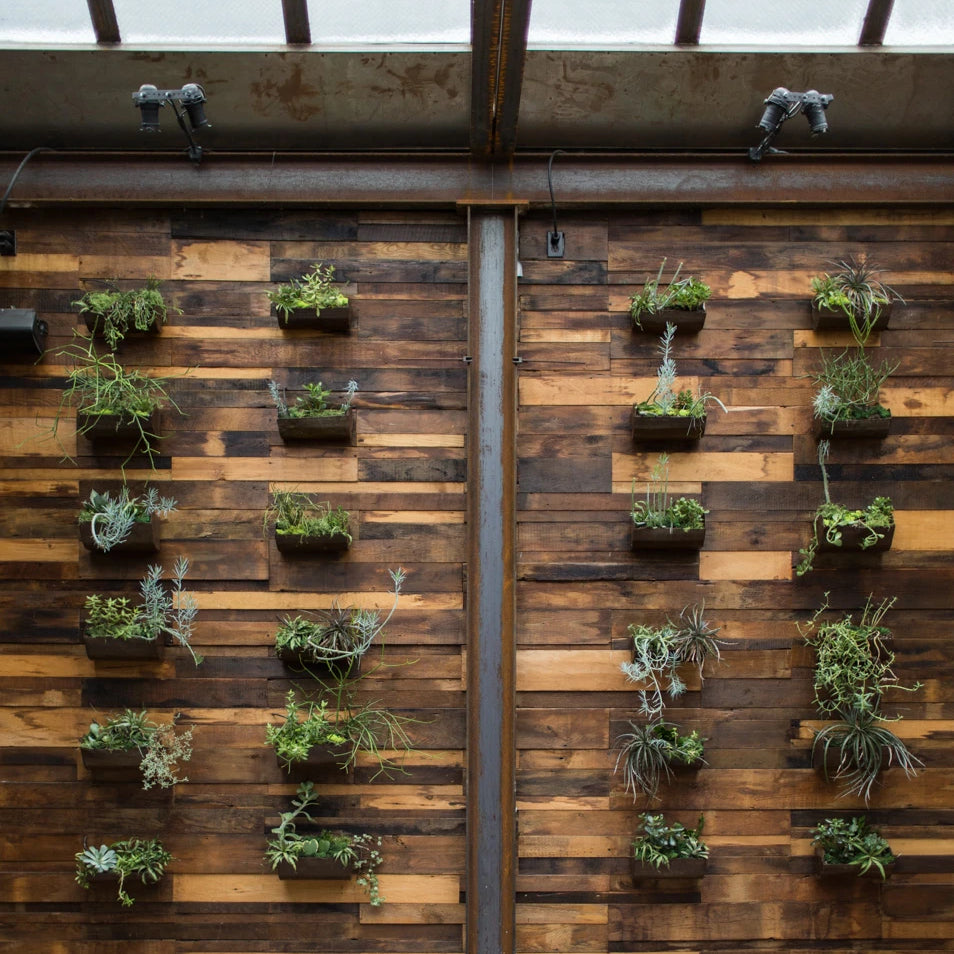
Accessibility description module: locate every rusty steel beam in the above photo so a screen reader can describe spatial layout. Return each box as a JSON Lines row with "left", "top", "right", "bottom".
{"left": 471, "top": 0, "right": 534, "bottom": 160}
{"left": 281, "top": 0, "right": 311, "bottom": 45}
{"left": 675, "top": 0, "right": 706, "bottom": 45}
{"left": 860, "top": 0, "right": 894, "bottom": 45}
{"left": 465, "top": 204, "right": 519, "bottom": 954}
{"left": 86, "top": 0, "right": 120, "bottom": 44}
{"left": 3, "top": 153, "right": 954, "bottom": 209}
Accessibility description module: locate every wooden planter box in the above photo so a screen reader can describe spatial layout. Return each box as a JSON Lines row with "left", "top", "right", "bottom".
{"left": 77, "top": 411, "right": 156, "bottom": 443}
{"left": 277, "top": 646, "right": 363, "bottom": 679}
{"left": 631, "top": 409, "right": 705, "bottom": 442}
{"left": 84, "top": 313, "right": 163, "bottom": 340}
{"left": 813, "top": 414, "right": 891, "bottom": 441}
{"left": 814, "top": 847, "right": 894, "bottom": 880}
{"left": 274, "top": 530, "right": 352, "bottom": 555}
{"left": 632, "top": 856, "right": 707, "bottom": 881}
{"left": 79, "top": 518, "right": 160, "bottom": 555}
{"left": 278, "top": 747, "right": 352, "bottom": 781}
{"left": 277, "top": 409, "right": 356, "bottom": 444}
{"left": 631, "top": 522, "right": 706, "bottom": 551}
{"left": 275, "top": 306, "right": 353, "bottom": 333}
{"left": 275, "top": 856, "right": 351, "bottom": 880}
{"left": 82, "top": 630, "right": 164, "bottom": 661}
{"left": 81, "top": 748, "right": 143, "bottom": 780}
{"left": 810, "top": 302, "right": 892, "bottom": 333}
{"left": 633, "top": 304, "right": 706, "bottom": 334}
{"left": 815, "top": 516, "right": 895, "bottom": 554}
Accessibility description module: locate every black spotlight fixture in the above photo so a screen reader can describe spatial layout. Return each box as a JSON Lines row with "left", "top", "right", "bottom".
{"left": 132, "top": 83, "right": 211, "bottom": 163}
{"left": 749, "top": 87, "right": 833, "bottom": 162}
{"left": 0, "top": 308, "right": 48, "bottom": 356}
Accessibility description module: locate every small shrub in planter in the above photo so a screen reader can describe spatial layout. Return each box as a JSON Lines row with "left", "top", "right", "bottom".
{"left": 801, "top": 594, "right": 922, "bottom": 802}
{"left": 268, "top": 263, "right": 351, "bottom": 330}
{"left": 80, "top": 709, "right": 193, "bottom": 789}
{"left": 265, "top": 490, "right": 353, "bottom": 553}
{"left": 632, "top": 812, "right": 708, "bottom": 878}
{"left": 620, "top": 602, "right": 724, "bottom": 718}
{"left": 78, "top": 487, "right": 176, "bottom": 554}
{"left": 810, "top": 256, "right": 902, "bottom": 337}
{"left": 73, "top": 278, "right": 178, "bottom": 350}
{"left": 83, "top": 557, "right": 202, "bottom": 666}
{"left": 75, "top": 838, "right": 172, "bottom": 906}
{"left": 264, "top": 781, "right": 384, "bottom": 905}
{"left": 810, "top": 345, "right": 897, "bottom": 440}
{"left": 811, "top": 815, "right": 896, "bottom": 879}
{"left": 632, "top": 323, "right": 725, "bottom": 441}
{"left": 268, "top": 378, "right": 358, "bottom": 442}
{"left": 796, "top": 441, "right": 894, "bottom": 576}
{"left": 614, "top": 719, "right": 706, "bottom": 801}
{"left": 630, "top": 259, "right": 710, "bottom": 333}
{"left": 630, "top": 453, "right": 707, "bottom": 549}
{"left": 274, "top": 567, "right": 404, "bottom": 675}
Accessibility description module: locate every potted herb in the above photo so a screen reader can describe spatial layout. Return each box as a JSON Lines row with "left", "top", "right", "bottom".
{"left": 630, "top": 453, "right": 707, "bottom": 549}
{"left": 811, "top": 815, "right": 896, "bottom": 880}
{"left": 268, "top": 379, "right": 358, "bottom": 443}
{"left": 268, "top": 263, "right": 351, "bottom": 332}
{"left": 53, "top": 338, "right": 183, "bottom": 468}
{"left": 78, "top": 487, "right": 177, "bottom": 554}
{"left": 796, "top": 442, "right": 894, "bottom": 576}
{"left": 264, "top": 782, "right": 384, "bottom": 905}
{"left": 265, "top": 490, "right": 353, "bottom": 554}
{"left": 83, "top": 557, "right": 202, "bottom": 665}
{"left": 620, "top": 602, "right": 724, "bottom": 718}
{"left": 632, "top": 322, "right": 725, "bottom": 441}
{"left": 74, "top": 278, "right": 178, "bottom": 350}
{"left": 75, "top": 838, "right": 172, "bottom": 907}
{"left": 811, "top": 344, "right": 897, "bottom": 440}
{"left": 614, "top": 720, "right": 706, "bottom": 801}
{"left": 630, "top": 258, "right": 711, "bottom": 333}
{"left": 80, "top": 709, "right": 193, "bottom": 789}
{"left": 265, "top": 684, "right": 417, "bottom": 780}
{"left": 801, "top": 594, "right": 922, "bottom": 802}
{"left": 631, "top": 812, "right": 708, "bottom": 879}
{"left": 810, "top": 256, "right": 902, "bottom": 336}
{"left": 274, "top": 567, "right": 404, "bottom": 674}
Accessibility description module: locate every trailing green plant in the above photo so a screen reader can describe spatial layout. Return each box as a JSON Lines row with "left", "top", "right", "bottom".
{"left": 629, "top": 258, "right": 711, "bottom": 330}
{"left": 811, "top": 346, "right": 897, "bottom": 424}
{"left": 801, "top": 593, "right": 922, "bottom": 801}
{"left": 265, "top": 683, "right": 418, "bottom": 779}
{"left": 811, "top": 256, "right": 902, "bottom": 344}
{"left": 811, "top": 815, "right": 896, "bottom": 879}
{"left": 84, "top": 557, "right": 202, "bottom": 666}
{"left": 632, "top": 812, "right": 708, "bottom": 870}
{"left": 635, "top": 322, "right": 726, "bottom": 419}
{"left": 77, "top": 486, "right": 177, "bottom": 553}
{"left": 73, "top": 278, "right": 178, "bottom": 350}
{"left": 268, "top": 379, "right": 358, "bottom": 419}
{"left": 796, "top": 441, "right": 894, "bottom": 576}
{"left": 75, "top": 837, "right": 172, "bottom": 906}
{"left": 264, "top": 781, "right": 384, "bottom": 905}
{"left": 80, "top": 709, "right": 193, "bottom": 789}
{"left": 268, "top": 263, "right": 349, "bottom": 323}
{"left": 614, "top": 719, "right": 706, "bottom": 801}
{"left": 51, "top": 336, "right": 184, "bottom": 468}
{"left": 620, "top": 603, "right": 724, "bottom": 717}
{"left": 630, "top": 453, "right": 707, "bottom": 532}
{"left": 273, "top": 567, "right": 405, "bottom": 673}
{"left": 264, "top": 490, "right": 352, "bottom": 542}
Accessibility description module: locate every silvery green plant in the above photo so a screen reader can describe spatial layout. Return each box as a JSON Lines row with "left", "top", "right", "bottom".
{"left": 79, "top": 487, "right": 177, "bottom": 552}
{"left": 268, "top": 379, "right": 358, "bottom": 418}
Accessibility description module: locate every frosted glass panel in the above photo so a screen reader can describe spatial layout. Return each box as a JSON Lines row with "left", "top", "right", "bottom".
{"left": 701, "top": 0, "right": 868, "bottom": 45}
{"left": 884, "top": 3, "right": 954, "bottom": 45}
{"left": 528, "top": 0, "right": 679, "bottom": 46}
{"left": 113, "top": 0, "right": 285, "bottom": 45}
{"left": 0, "top": 0, "right": 95, "bottom": 44}
{"left": 306, "top": 0, "right": 470, "bottom": 44}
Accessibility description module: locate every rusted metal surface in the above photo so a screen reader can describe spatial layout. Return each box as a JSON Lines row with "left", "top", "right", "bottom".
{"left": 860, "top": 0, "right": 895, "bottom": 45}
{"left": 675, "top": 0, "right": 706, "bottom": 45}
{"left": 3, "top": 153, "right": 954, "bottom": 209}
{"left": 281, "top": 0, "right": 311, "bottom": 45}
{"left": 465, "top": 206, "right": 518, "bottom": 954}
{"left": 86, "top": 0, "right": 120, "bottom": 44}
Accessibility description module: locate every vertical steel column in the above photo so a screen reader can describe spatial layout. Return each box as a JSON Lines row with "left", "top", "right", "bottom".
{"left": 465, "top": 206, "right": 519, "bottom": 954}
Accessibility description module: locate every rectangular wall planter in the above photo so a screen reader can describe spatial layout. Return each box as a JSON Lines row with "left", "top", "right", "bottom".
{"left": 633, "top": 304, "right": 706, "bottom": 334}
{"left": 81, "top": 748, "right": 143, "bottom": 779}
{"left": 814, "top": 847, "right": 894, "bottom": 880}
{"left": 277, "top": 409, "right": 356, "bottom": 444}
{"left": 274, "top": 530, "right": 352, "bottom": 555}
{"left": 79, "top": 518, "right": 160, "bottom": 555}
{"left": 811, "top": 302, "right": 892, "bottom": 333}
{"left": 84, "top": 313, "right": 163, "bottom": 339}
{"left": 631, "top": 523, "right": 706, "bottom": 551}
{"left": 83, "top": 630, "right": 164, "bottom": 660}
{"left": 277, "top": 647, "right": 362, "bottom": 678}
{"left": 631, "top": 409, "right": 705, "bottom": 442}
{"left": 813, "top": 414, "right": 891, "bottom": 440}
{"left": 632, "top": 856, "right": 707, "bottom": 881}
{"left": 275, "top": 857, "right": 351, "bottom": 880}
{"left": 815, "top": 517, "right": 894, "bottom": 553}
{"left": 275, "top": 306, "right": 353, "bottom": 333}
{"left": 278, "top": 747, "right": 352, "bottom": 782}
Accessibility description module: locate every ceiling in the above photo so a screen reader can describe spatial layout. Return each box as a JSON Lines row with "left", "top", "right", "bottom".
{"left": 1, "top": 1, "right": 952, "bottom": 161}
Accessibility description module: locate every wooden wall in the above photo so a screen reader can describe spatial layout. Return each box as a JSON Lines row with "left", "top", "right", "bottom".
{"left": 1, "top": 203, "right": 953, "bottom": 953}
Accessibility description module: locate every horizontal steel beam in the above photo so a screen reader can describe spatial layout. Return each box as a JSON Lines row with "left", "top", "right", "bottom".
{"left": 2, "top": 153, "right": 954, "bottom": 209}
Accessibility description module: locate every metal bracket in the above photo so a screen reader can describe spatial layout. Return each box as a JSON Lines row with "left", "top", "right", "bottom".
{"left": 462, "top": 355, "right": 473, "bottom": 364}
{"left": 546, "top": 231, "right": 565, "bottom": 258}
{"left": 512, "top": 356, "right": 524, "bottom": 365}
